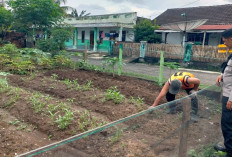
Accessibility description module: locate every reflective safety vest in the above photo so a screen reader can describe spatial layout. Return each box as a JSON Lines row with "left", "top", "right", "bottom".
{"left": 168, "top": 72, "right": 195, "bottom": 89}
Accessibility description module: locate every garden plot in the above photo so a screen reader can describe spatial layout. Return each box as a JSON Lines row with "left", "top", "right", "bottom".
{"left": 0, "top": 69, "right": 222, "bottom": 157}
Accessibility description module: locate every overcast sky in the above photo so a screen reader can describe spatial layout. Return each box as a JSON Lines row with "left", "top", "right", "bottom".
{"left": 64, "top": 0, "right": 232, "bottom": 19}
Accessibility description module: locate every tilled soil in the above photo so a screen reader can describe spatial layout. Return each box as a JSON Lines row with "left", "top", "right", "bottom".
{"left": 0, "top": 69, "right": 222, "bottom": 157}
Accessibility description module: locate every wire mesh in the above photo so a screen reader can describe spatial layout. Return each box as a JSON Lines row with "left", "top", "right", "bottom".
{"left": 18, "top": 85, "right": 222, "bottom": 157}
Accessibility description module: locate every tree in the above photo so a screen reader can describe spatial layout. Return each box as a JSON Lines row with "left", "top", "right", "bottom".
{"left": 7, "top": 0, "right": 64, "bottom": 46}
{"left": 69, "top": 9, "right": 91, "bottom": 18}
{"left": 134, "top": 19, "right": 161, "bottom": 43}
{"left": 0, "top": 6, "right": 13, "bottom": 41}
{"left": 36, "top": 27, "right": 73, "bottom": 54}
{"left": 53, "top": 0, "right": 67, "bottom": 5}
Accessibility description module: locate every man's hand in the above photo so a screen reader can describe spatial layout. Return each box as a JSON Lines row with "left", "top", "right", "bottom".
{"left": 148, "top": 106, "right": 155, "bottom": 114}
{"left": 216, "top": 75, "right": 223, "bottom": 86}
{"left": 226, "top": 101, "right": 232, "bottom": 110}
{"left": 189, "top": 90, "right": 197, "bottom": 98}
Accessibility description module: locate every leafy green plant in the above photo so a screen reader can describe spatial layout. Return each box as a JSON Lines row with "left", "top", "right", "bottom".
{"left": 83, "top": 80, "right": 93, "bottom": 91}
{"left": 109, "top": 127, "right": 123, "bottom": 144}
{"left": 102, "top": 57, "right": 118, "bottom": 77}
{"left": 9, "top": 119, "right": 20, "bottom": 126}
{"left": 135, "top": 97, "right": 144, "bottom": 111}
{"left": 47, "top": 104, "right": 59, "bottom": 113}
{"left": 17, "top": 125, "right": 27, "bottom": 130}
{"left": 30, "top": 92, "right": 46, "bottom": 113}
{"left": 0, "top": 77, "right": 9, "bottom": 93}
{"left": 5, "top": 94, "right": 19, "bottom": 107}
{"left": 48, "top": 111, "right": 59, "bottom": 123}
{"left": 38, "top": 57, "right": 53, "bottom": 69}
{"left": 73, "top": 79, "right": 82, "bottom": 91}
{"left": 129, "top": 96, "right": 144, "bottom": 111}
{"left": 7, "top": 60, "right": 35, "bottom": 75}
{"left": 0, "top": 44, "right": 19, "bottom": 57}
{"left": 187, "top": 144, "right": 226, "bottom": 157}
{"left": 67, "top": 98, "right": 75, "bottom": 104}
{"left": 77, "top": 110, "right": 91, "bottom": 132}
{"left": 52, "top": 55, "right": 73, "bottom": 68}
{"left": 77, "top": 110, "right": 106, "bottom": 132}
{"left": 63, "top": 78, "right": 73, "bottom": 89}
{"left": 164, "top": 62, "right": 180, "bottom": 76}
{"left": 55, "top": 109, "right": 74, "bottom": 130}
{"left": 105, "top": 86, "right": 124, "bottom": 104}
{"left": 51, "top": 74, "right": 58, "bottom": 80}
{"left": 0, "top": 54, "right": 11, "bottom": 70}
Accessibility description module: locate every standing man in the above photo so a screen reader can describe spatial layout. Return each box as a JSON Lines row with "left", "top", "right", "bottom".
{"left": 215, "top": 29, "right": 232, "bottom": 157}
{"left": 150, "top": 71, "right": 200, "bottom": 121}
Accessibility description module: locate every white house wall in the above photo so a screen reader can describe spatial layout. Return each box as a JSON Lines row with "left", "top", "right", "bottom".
{"left": 208, "top": 33, "right": 222, "bottom": 46}
{"left": 76, "top": 27, "right": 134, "bottom": 42}
{"left": 165, "top": 32, "right": 183, "bottom": 45}
{"left": 64, "top": 12, "right": 137, "bottom": 26}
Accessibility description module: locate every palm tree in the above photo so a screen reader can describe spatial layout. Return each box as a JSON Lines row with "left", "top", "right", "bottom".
{"left": 70, "top": 9, "right": 91, "bottom": 18}
{"left": 53, "top": 0, "right": 67, "bottom": 5}
{"left": 53, "top": 0, "right": 72, "bottom": 15}
{"left": 1, "top": 0, "right": 6, "bottom": 7}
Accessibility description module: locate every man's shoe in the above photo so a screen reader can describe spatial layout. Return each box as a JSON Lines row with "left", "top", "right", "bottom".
{"left": 190, "top": 114, "right": 199, "bottom": 122}
{"left": 165, "top": 108, "right": 176, "bottom": 114}
{"left": 223, "top": 153, "right": 232, "bottom": 157}
{"left": 214, "top": 142, "right": 226, "bottom": 152}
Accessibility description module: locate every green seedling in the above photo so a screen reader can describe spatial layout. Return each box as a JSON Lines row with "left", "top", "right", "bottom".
{"left": 83, "top": 80, "right": 93, "bottom": 91}
{"left": 48, "top": 111, "right": 59, "bottom": 123}
{"left": 0, "top": 77, "right": 9, "bottom": 93}
{"left": 109, "top": 127, "right": 123, "bottom": 144}
{"left": 92, "top": 95, "right": 97, "bottom": 102}
{"left": 30, "top": 92, "right": 46, "bottom": 113}
{"left": 51, "top": 74, "right": 58, "bottom": 80}
{"left": 102, "top": 57, "right": 118, "bottom": 77}
{"left": 105, "top": 86, "right": 124, "bottom": 104}
{"left": 27, "top": 72, "right": 38, "bottom": 80}
{"left": 164, "top": 62, "right": 180, "bottom": 76}
{"left": 64, "top": 79, "right": 73, "bottom": 89}
{"left": 17, "top": 125, "right": 27, "bottom": 130}
{"left": 47, "top": 104, "right": 59, "bottom": 113}
{"left": 5, "top": 94, "right": 19, "bottom": 107}
{"left": 133, "top": 97, "right": 144, "bottom": 111}
{"left": 48, "top": 134, "right": 53, "bottom": 140}
{"left": 72, "top": 130, "right": 76, "bottom": 135}
{"left": 67, "top": 98, "right": 75, "bottom": 104}
{"left": 77, "top": 110, "right": 106, "bottom": 132}
{"left": 9, "top": 119, "right": 20, "bottom": 126}
{"left": 55, "top": 109, "right": 74, "bottom": 130}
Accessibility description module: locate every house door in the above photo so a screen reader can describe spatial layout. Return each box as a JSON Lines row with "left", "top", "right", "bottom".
{"left": 90, "top": 31, "right": 94, "bottom": 49}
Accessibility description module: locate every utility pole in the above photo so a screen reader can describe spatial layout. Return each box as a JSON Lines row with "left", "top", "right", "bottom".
{"left": 181, "top": 13, "right": 187, "bottom": 47}
{"left": 1, "top": 0, "right": 5, "bottom": 8}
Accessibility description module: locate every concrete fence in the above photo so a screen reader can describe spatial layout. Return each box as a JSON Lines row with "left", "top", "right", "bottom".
{"left": 113, "top": 42, "right": 229, "bottom": 63}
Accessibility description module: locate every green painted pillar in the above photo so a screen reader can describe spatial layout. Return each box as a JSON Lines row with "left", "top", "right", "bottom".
{"left": 158, "top": 51, "right": 164, "bottom": 86}
{"left": 139, "top": 41, "right": 147, "bottom": 62}
{"left": 183, "top": 43, "right": 193, "bottom": 62}
{"left": 74, "top": 28, "right": 78, "bottom": 47}
{"left": 140, "top": 41, "right": 147, "bottom": 58}
{"left": 108, "top": 40, "right": 114, "bottom": 55}
{"left": 45, "top": 30, "right": 47, "bottom": 40}
{"left": 118, "top": 43, "right": 123, "bottom": 76}
{"left": 93, "top": 27, "right": 98, "bottom": 52}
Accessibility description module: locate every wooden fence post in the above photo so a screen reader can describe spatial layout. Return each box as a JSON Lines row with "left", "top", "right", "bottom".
{"left": 84, "top": 44, "right": 87, "bottom": 61}
{"left": 178, "top": 98, "right": 191, "bottom": 157}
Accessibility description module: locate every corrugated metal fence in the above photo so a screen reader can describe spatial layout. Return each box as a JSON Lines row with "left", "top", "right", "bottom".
{"left": 113, "top": 42, "right": 229, "bottom": 63}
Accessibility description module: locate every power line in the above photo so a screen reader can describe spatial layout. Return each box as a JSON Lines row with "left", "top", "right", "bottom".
{"left": 180, "top": 0, "right": 201, "bottom": 7}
